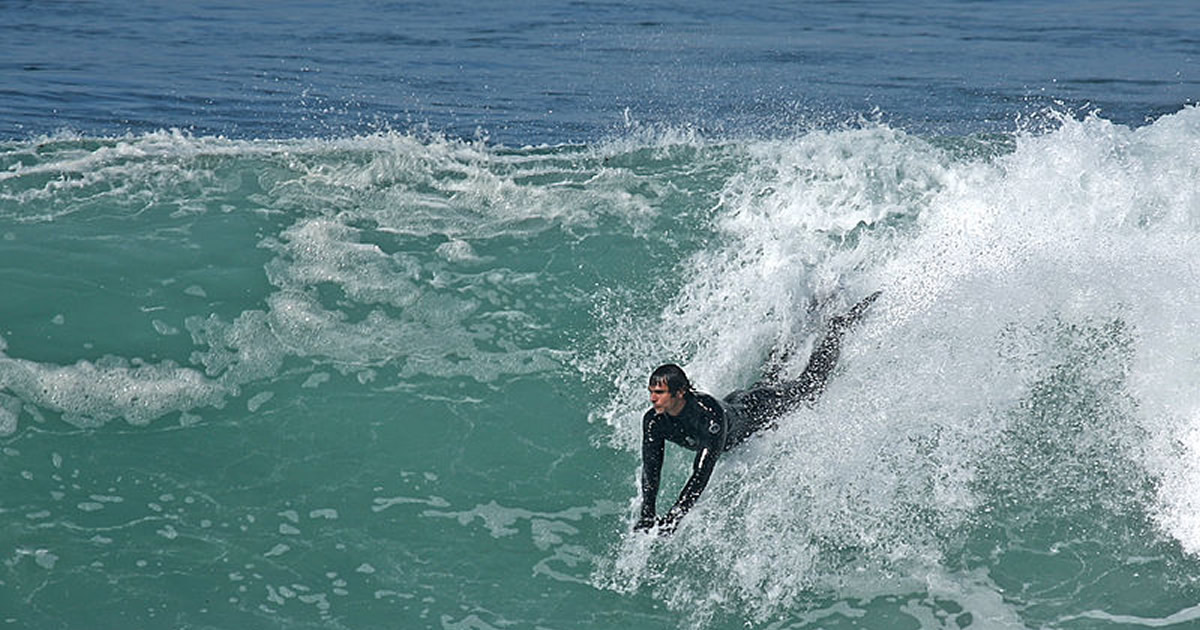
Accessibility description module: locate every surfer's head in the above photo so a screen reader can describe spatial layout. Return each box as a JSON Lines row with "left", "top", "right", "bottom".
{"left": 649, "top": 363, "right": 691, "bottom": 395}
{"left": 643, "top": 362, "right": 691, "bottom": 417}
{"left": 648, "top": 364, "right": 691, "bottom": 416}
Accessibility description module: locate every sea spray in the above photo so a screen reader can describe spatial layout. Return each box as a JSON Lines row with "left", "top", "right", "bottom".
{"left": 593, "top": 107, "right": 1200, "bottom": 626}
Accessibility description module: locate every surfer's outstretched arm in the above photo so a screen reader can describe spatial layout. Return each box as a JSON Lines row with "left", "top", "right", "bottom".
{"left": 657, "top": 445, "right": 720, "bottom": 533}
{"left": 636, "top": 416, "right": 666, "bottom": 531}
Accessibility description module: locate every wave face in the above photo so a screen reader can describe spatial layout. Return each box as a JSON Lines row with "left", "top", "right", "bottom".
{"left": 3, "top": 107, "right": 1200, "bottom": 628}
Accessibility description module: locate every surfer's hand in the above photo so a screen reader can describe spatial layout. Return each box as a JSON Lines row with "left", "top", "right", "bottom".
{"left": 633, "top": 516, "right": 656, "bottom": 533}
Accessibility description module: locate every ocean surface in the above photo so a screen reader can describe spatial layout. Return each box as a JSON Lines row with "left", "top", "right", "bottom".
{"left": 3, "top": 2, "right": 1200, "bottom": 629}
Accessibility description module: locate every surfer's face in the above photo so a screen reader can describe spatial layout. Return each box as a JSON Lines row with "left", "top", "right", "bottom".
{"left": 649, "top": 384, "right": 686, "bottom": 416}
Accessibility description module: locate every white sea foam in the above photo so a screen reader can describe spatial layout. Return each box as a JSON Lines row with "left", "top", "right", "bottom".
{"left": 0, "top": 350, "right": 232, "bottom": 431}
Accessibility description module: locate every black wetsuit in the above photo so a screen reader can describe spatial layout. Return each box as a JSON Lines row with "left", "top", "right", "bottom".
{"left": 637, "top": 290, "right": 880, "bottom": 530}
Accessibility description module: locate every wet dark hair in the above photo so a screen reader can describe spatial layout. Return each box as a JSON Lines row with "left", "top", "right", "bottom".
{"left": 649, "top": 363, "right": 692, "bottom": 395}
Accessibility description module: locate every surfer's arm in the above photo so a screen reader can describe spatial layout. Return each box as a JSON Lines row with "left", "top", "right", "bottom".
{"left": 636, "top": 412, "right": 665, "bottom": 531}
{"left": 658, "top": 445, "right": 719, "bottom": 532}
{"left": 659, "top": 403, "right": 726, "bottom": 533}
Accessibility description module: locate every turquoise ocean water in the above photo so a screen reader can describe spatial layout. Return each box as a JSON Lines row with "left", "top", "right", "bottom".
{"left": 3, "top": 2, "right": 1200, "bottom": 629}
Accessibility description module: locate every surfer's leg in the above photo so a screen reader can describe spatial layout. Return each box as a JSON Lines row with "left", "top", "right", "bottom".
{"left": 758, "top": 344, "right": 793, "bottom": 385}
{"left": 781, "top": 291, "right": 881, "bottom": 402}
{"left": 720, "top": 386, "right": 786, "bottom": 450}
{"left": 757, "top": 291, "right": 881, "bottom": 388}
{"left": 732, "top": 288, "right": 879, "bottom": 444}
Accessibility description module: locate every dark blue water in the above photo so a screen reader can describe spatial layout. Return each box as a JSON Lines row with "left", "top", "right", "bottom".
{"left": 4, "top": 1, "right": 1196, "bottom": 143}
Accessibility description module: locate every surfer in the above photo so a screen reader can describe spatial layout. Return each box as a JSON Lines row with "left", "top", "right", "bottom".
{"left": 635, "top": 291, "right": 881, "bottom": 535}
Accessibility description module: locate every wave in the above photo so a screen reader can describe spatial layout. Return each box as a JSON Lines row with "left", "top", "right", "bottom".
{"left": 586, "top": 106, "right": 1200, "bottom": 625}
{"left": 3, "top": 107, "right": 1200, "bottom": 625}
